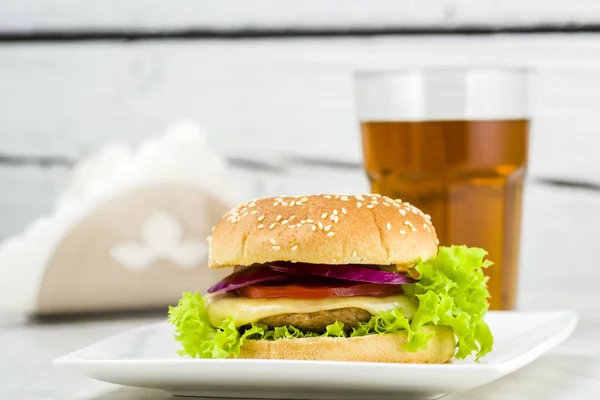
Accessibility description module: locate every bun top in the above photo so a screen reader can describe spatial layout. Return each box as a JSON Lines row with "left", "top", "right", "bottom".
{"left": 208, "top": 194, "right": 438, "bottom": 269}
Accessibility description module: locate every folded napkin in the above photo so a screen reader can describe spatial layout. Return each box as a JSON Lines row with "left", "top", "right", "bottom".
{"left": 0, "top": 121, "right": 234, "bottom": 316}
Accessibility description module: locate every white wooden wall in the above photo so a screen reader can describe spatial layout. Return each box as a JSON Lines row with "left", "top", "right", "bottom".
{"left": 1, "top": 1, "right": 599, "bottom": 295}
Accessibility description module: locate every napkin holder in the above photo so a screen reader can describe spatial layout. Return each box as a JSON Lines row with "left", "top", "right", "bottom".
{"left": 0, "top": 122, "right": 234, "bottom": 316}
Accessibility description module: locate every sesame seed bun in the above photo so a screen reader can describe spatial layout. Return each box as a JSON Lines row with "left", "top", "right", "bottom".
{"left": 237, "top": 326, "right": 454, "bottom": 363}
{"left": 209, "top": 194, "right": 438, "bottom": 269}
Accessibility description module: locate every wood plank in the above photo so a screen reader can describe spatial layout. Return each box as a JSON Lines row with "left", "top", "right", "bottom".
{"left": 2, "top": 1, "right": 600, "bottom": 32}
{"left": 1, "top": 36, "right": 600, "bottom": 181}
{"left": 519, "top": 183, "right": 598, "bottom": 289}
{"left": 0, "top": 166, "right": 72, "bottom": 240}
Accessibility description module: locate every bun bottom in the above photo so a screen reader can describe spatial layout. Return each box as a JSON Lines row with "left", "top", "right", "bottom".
{"left": 237, "top": 326, "right": 455, "bottom": 363}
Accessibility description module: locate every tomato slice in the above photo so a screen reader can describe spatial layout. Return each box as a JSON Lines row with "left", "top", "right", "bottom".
{"left": 237, "top": 283, "right": 403, "bottom": 299}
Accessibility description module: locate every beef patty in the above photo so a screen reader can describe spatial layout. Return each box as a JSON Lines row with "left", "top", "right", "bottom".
{"left": 259, "top": 307, "right": 372, "bottom": 331}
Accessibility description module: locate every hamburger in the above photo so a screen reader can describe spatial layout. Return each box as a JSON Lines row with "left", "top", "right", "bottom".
{"left": 169, "top": 194, "right": 493, "bottom": 363}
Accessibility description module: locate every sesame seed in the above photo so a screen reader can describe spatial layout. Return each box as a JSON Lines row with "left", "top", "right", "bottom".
{"left": 211, "top": 226, "right": 215, "bottom": 232}
{"left": 324, "top": 195, "right": 332, "bottom": 199}
{"left": 311, "top": 225, "right": 317, "bottom": 231}
{"left": 352, "top": 250, "right": 358, "bottom": 257}
{"left": 289, "top": 215, "right": 296, "bottom": 221}
{"left": 331, "top": 258, "right": 337, "bottom": 263}
{"left": 400, "top": 230, "right": 406, "bottom": 235}
{"left": 290, "top": 200, "right": 296, "bottom": 206}
{"left": 324, "top": 225, "right": 332, "bottom": 231}
{"left": 404, "top": 202, "right": 411, "bottom": 206}
{"left": 371, "top": 200, "right": 379, "bottom": 205}
{"left": 269, "top": 238, "right": 277, "bottom": 245}
{"left": 300, "top": 220, "right": 306, "bottom": 224}
{"left": 424, "top": 224, "right": 431, "bottom": 232}
{"left": 356, "top": 194, "right": 365, "bottom": 201}
{"left": 306, "top": 219, "right": 314, "bottom": 223}
{"left": 333, "top": 209, "right": 339, "bottom": 215}
{"left": 275, "top": 215, "right": 282, "bottom": 221}
{"left": 240, "top": 207, "right": 247, "bottom": 213}
{"left": 330, "top": 214, "right": 336, "bottom": 221}
{"left": 340, "top": 196, "right": 349, "bottom": 201}
{"left": 258, "top": 215, "right": 265, "bottom": 222}
{"left": 327, "top": 232, "right": 335, "bottom": 237}
{"left": 404, "top": 221, "right": 415, "bottom": 228}
{"left": 272, "top": 246, "right": 281, "bottom": 250}
{"left": 373, "top": 194, "right": 382, "bottom": 198}
{"left": 399, "top": 209, "right": 407, "bottom": 216}
{"left": 257, "top": 224, "right": 264, "bottom": 230}
{"left": 248, "top": 201, "right": 256, "bottom": 207}
{"left": 269, "top": 223, "right": 276, "bottom": 230}
{"left": 332, "top": 215, "right": 339, "bottom": 223}
{"left": 425, "top": 214, "right": 432, "bottom": 220}
{"left": 386, "top": 223, "right": 391, "bottom": 230}
{"left": 435, "top": 239, "right": 440, "bottom": 245}
{"left": 282, "top": 220, "right": 288, "bottom": 225}
{"left": 321, "top": 212, "right": 328, "bottom": 219}
{"left": 412, "top": 209, "right": 418, "bottom": 214}
{"left": 291, "top": 245, "right": 298, "bottom": 251}
{"left": 357, "top": 202, "right": 362, "bottom": 208}
{"left": 382, "top": 202, "right": 390, "bottom": 207}
{"left": 241, "top": 212, "right": 248, "bottom": 217}
{"left": 341, "top": 208, "right": 347, "bottom": 215}
{"left": 301, "top": 197, "right": 308, "bottom": 202}
{"left": 250, "top": 210, "right": 258, "bottom": 215}
{"left": 392, "top": 202, "right": 400, "bottom": 208}
{"left": 318, "top": 222, "right": 324, "bottom": 229}
{"left": 412, "top": 228, "right": 417, "bottom": 232}
{"left": 395, "top": 199, "right": 403, "bottom": 204}
{"left": 334, "top": 195, "right": 340, "bottom": 199}
{"left": 273, "top": 202, "right": 279, "bottom": 207}
{"left": 366, "top": 204, "right": 375, "bottom": 209}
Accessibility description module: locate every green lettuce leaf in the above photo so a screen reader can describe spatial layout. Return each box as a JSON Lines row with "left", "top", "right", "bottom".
{"left": 405, "top": 245, "right": 493, "bottom": 359}
{"left": 350, "top": 307, "right": 411, "bottom": 337}
{"left": 169, "top": 245, "right": 493, "bottom": 360}
{"left": 168, "top": 292, "right": 242, "bottom": 358}
{"left": 324, "top": 321, "right": 346, "bottom": 337}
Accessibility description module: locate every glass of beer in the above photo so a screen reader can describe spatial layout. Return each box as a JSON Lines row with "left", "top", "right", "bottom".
{"left": 354, "top": 68, "right": 529, "bottom": 310}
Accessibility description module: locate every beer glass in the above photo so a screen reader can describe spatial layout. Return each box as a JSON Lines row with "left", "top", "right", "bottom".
{"left": 354, "top": 68, "right": 529, "bottom": 310}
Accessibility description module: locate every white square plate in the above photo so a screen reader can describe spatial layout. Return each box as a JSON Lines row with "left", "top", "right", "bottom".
{"left": 54, "top": 311, "right": 577, "bottom": 399}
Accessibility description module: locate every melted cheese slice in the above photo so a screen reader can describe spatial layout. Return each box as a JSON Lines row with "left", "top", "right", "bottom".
{"left": 205, "top": 294, "right": 416, "bottom": 328}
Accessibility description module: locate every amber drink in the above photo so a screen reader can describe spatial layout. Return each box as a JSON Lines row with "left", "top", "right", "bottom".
{"left": 355, "top": 69, "right": 529, "bottom": 310}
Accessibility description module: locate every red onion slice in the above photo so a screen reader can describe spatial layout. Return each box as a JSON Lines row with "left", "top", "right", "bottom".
{"left": 268, "top": 263, "right": 415, "bottom": 285}
{"left": 207, "top": 266, "right": 290, "bottom": 294}
{"left": 207, "top": 263, "right": 415, "bottom": 294}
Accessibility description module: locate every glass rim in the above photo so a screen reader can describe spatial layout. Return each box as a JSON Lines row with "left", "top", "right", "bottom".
{"left": 353, "top": 65, "right": 529, "bottom": 121}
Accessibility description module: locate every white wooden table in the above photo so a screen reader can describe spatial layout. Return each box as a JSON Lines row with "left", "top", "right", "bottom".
{"left": 1, "top": 290, "right": 598, "bottom": 400}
